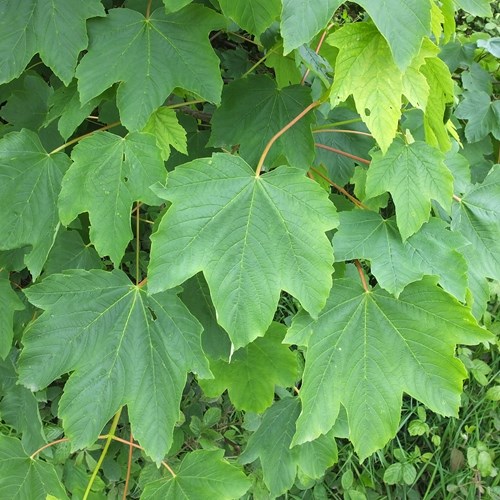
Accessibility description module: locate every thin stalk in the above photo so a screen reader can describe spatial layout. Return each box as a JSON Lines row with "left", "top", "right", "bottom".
{"left": 355, "top": 260, "right": 369, "bottom": 292}
{"left": 453, "top": 194, "right": 462, "bottom": 203}
{"left": 309, "top": 166, "right": 368, "bottom": 209}
{"left": 83, "top": 409, "right": 122, "bottom": 500}
{"left": 146, "top": 0, "right": 152, "bottom": 18}
{"left": 241, "top": 45, "right": 280, "bottom": 79}
{"left": 315, "top": 142, "right": 370, "bottom": 165}
{"left": 50, "top": 121, "right": 121, "bottom": 155}
{"left": 135, "top": 202, "right": 140, "bottom": 285}
{"left": 313, "top": 128, "right": 373, "bottom": 137}
{"left": 255, "top": 101, "right": 321, "bottom": 176}
{"left": 314, "top": 117, "right": 363, "bottom": 130}
{"left": 122, "top": 432, "right": 135, "bottom": 500}
{"left": 167, "top": 99, "right": 206, "bottom": 110}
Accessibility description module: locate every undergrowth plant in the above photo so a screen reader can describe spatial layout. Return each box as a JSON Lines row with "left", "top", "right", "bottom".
{"left": 0, "top": 0, "right": 499, "bottom": 498}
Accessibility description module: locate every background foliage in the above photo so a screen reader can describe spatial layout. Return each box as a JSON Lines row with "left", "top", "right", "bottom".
{"left": 0, "top": 0, "right": 499, "bottom": 498}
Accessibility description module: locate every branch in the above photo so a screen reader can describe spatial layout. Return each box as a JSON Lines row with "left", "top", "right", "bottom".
{"left": 355, "top": 260, "right": 369, "bottom": 292}
{"left": 315, "top": 143, "right": 371, "bottom": 165}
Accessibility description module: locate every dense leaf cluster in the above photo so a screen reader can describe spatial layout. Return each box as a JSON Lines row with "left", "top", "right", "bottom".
{"left": 0, "top": 0, "right": 498, "bottom": 497}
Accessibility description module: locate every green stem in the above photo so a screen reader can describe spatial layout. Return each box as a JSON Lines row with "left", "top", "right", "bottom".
{"left": 83, "top": 409, "right": 122, "bottom": 500}
{"left": 146, "top": 0, "right": 153, "bottom": 18}
{"left": 167, "top": 99, "right": 205, "bottom": 109}
{"left": 241, "top": 44, "right": 281, "bottom": 79}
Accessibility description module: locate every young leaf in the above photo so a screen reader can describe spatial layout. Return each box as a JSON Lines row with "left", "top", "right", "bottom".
{"left": 218, "top": 0, "right": 280, "bottom": 37}
{"left": 18, "top": 269, "right": 210, "bottom": 463}
{"left": 199, "top": 323, "right": 298, "bottom": 413}
{"left": 366, "top": 139, "right": 454, "bottom": 240}
{"left": 58, "top": 131, "right": 166, "bottom": 266}
{"left": 328, "top": 23, "right": 403, "bottom": 153}
{"left": 451, "top": 164, "right": 500, "bottom": 280}
{"left": 0, "top": 0, "right": 104, "bottom": 85}
{"left": 141, "top": 449, "right": 250, "bottom": 499}
{"left": 285, "top": 278, "right": 492, "bottom": 459}
{"left": 148, "top": 154, "right": 338, "bottom": 347}
{"left": 0, "top": 273, "right": 24, "bottom": 359}
{"left": 76, "top": 5, "right": 224, "bottom": 131}
{"left": 209, "top": 75, "right": 315, "bottom": 169}
{"left": 0, "top": 435, "right": 68, "bottom": 500}
{"left": 0, "top": 129, "right": 70, "bottom": 278}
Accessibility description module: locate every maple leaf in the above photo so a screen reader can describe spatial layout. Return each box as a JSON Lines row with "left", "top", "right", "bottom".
{"left": 0, "top": 129, "right": 70, "bottom": 279}
{"left": 219, "top": 0, "right": 280, "bottom": 36}
{"left": 285, "top": 277, "right": 492, "bottom": 459}
{"left": 209, "top": 75, "right": 315, "bottom": 169}
{"left": 76, "top": 5, "right": 224, "bottom": 131}
{"left": 366, "top": 139, "right": 454, "bottom": 240}
{"left": 0, "top": 0, "right": 104, "bottom": 85}
{"left": 58, "top": 131, "right": 166, "bottom": 266}
{"left": 199, "top": 323, "right": 298, "bottom": 412}
{"left": 0, "top": 436, "right": 68, "bottom": 500}
{"left": 18, "top": 269, "right": 210, "bottom": 463}
{"left": 148, "top": 153, "right": 338, "bottom": 347}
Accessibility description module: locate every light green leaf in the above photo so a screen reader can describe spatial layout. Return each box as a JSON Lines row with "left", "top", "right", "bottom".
{"left": 420, "top": 56, "right": 454, "bottom": 151}
{"left": 0, "top": 0, "right": 104, "bottom": 85}
{"left": 281, "top": 0, "right": 343, "bottom": 54}
{"left": 143, "top": 107, "right": 187, "bottom": 161}
{"left": 356, "top": 0, "right": 431, "bottom": 70}
{"left": 18, "top": 269, "right": 210, "bottom": 463}
{"left": 333, "top": 211, "right": 425, "bottom": 296}
{"left": 199, "top": 323, "right": 298, "bottom": 412}
{"left": 455, "top": 92, "right": 500, "bottom": 143}
{"left": 0, "top": 356, "right": 45, "bottom": 454}
{"left": 76, "top": 6, "right": 224, "bottom": 131}
{"left": 328, "top": 23, "right": 402, "bottom": 153}
{"left": 219, "top": 0, "right": 280, "bottom": 37}
{"left": 0, "top": 129, "right": 70, "bottom": 278}
{"left": 209, "top": 75, "right": 315, "bottom": 169}
{"left": 148, "top": 154, "right": 337, "bottom": 348}
{"left": 454, "top": 0, "right": 492, "bottom": 16}
{"left": 405, "top": 218, "right": 469, "bottom": 301}
{"left": 451, "top": 164, "right": 500, "bottom": 280}
{"left": 162, "top": 0, "right": 193, "bottom": 13}
{"left": 0, "top": 435, "right": 68, "bottom": 499}
{"left": 286, "top": 278, "right": 492, "bottom": 459}
{"left": 366, "top": 139, "right": 454, "bottom": 240}
{"left": 141, "top": 449, "right": 250, "bottom": 499}
{"left": 0, "top": 273, "right": 24, "bottom": 358}
{"left": 58, "top": 131, "right": 166, "bottom": 266}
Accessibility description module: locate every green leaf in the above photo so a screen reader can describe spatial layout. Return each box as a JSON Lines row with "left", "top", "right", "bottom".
{"left": 280, "top": 0, "right": 343, "bottom": 54}
{"left": 420, "top": 56, "right": 454, "bottom": 151}
{"left": 451, "top": 165, "right": 500, "bottom": 280}
{"left": 76, "top": 5, "right": 224, "bottom": 131}
{"left": 285, "top": 278, "right": 492, "bottom": 459}
{"left": 219, "top": 0, "right": 280, "bottom": 37}
{"left": 0, "top": 0, "right": 105, "bottom": 85}
{"left": 199, "top": 323, "right": 298, "bottom": 412}
{"left": 148, "top": 154, "right": 338, "bottom": 347}
{"left": 0, "top": 129, "right": 70, "bottom": 278}
{"left": 328, "top": 23, "right": 402, "bottom": 153}
{"left": 141, "top": 449, "right": 250, "bottom": 499}
{"left": 333, "top": 211, "right": 424, "bottom": 296}
{"left": 0, "top": 273, "right": 24, "bottom": 358}
{"left": 18, "top": 269, "right": 210, "bottom": 463}
{"left": 0, "top": 356, "right": 45, "bottom": 454}
{"left": 454, "top": 0, "right": 492, "bottom": 16}
{"left": 366, "top": 139, "right": 454, "bottom": 240}
{"left": 58, "top": 131, "right": 166, "bottom": 266}
{"left": 209, "top": 75, "right": 315, "bottom": 169}
{"left": 0, "top": 435, "right": 68, "bottom": 499}
{"left": 143, "top": 107, "right": 187, "bottom": 161}
{"left": 455, "top": 92, "right": 500, "bottom": 143}
{"left": 356, "top": 0, "right": 431, "bottom": 71}
{"left": 240, "top": 398, "right": 338, "bottom": 496}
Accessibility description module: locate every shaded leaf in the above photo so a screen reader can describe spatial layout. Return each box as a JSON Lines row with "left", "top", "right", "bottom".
{"left": 148, "top": 154, "right": 338, "bottom": 347}
{"left": 18, "top": 269, "right": 210, "bottom": 463}
{"left": 76, "top": 6, "right": 224, "bottom": 130}
{"left": 0, "top": 273, "right": 24, "bottom": 358}
{"left": 209, "top": 75, "right": 315, "bottom": 169}
{"left": 455, "top": 92, "right": 500, "bottom": 143}
{"left": 0, "top": 129, "right": 70, "bottom": 278}
{"left": 219, "top": 0, "right": 280, "bottom": 37}
{"left": 286, "top": 278, "right": 492, "bottom": 459}
{"left": 141, "top": 449, "right": 250, "bottom": 499}
{"left": 199, "top": 323, "right": 297, "bottom": 412}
